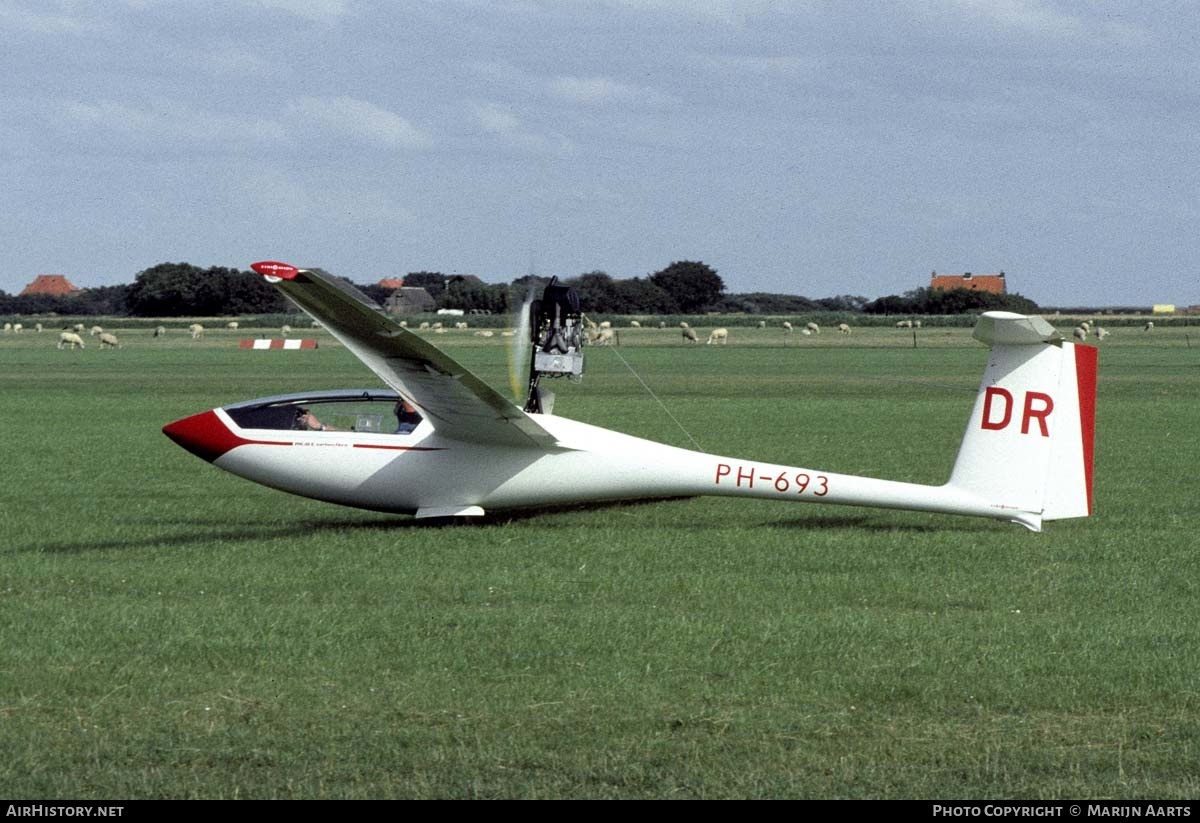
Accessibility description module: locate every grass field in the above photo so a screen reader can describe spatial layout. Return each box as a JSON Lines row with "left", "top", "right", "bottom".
{"left": 1, "top": 322, "right": 1197, "bottom": 798}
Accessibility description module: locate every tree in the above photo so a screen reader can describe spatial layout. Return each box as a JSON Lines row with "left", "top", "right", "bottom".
{"left": 648, "top": 261, "right": 724, "bottom": 313}
{"left": 126, "top": 262, "right": 286, "bottom": 316}
{"left": 404, "top": 271, "right": 447, "bottom": 299}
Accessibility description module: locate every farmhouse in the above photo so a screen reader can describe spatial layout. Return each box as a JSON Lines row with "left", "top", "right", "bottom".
{"left": 385, "top": 287, "right": 436, "bottom": 315}
{"left": 20, "top": 274, "right": 80, "bottom": 297}
{"left": 930, "top": 271, "right": 1007, "bottom": 294}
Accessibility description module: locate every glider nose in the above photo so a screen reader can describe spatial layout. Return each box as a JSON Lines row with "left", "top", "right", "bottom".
{"left": 163, "top": 410, "right": 239, "bottom": 463}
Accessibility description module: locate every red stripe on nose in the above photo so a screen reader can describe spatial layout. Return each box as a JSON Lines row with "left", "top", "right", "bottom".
{"left": 163, "top": 410, "right": 288, "bottom": 463}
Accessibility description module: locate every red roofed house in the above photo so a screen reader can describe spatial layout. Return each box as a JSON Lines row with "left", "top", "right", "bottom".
{"left": 20, "top": 274, "right": 81, "bottom": 297}
{"left": 930, "top": 271, "right": 1006, "bottom": 295}
{"left": 377, "top": 278, "right": 404, "bottom": 290}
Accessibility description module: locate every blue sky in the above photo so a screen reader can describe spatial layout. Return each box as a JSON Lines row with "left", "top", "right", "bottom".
{"left": 2, "top": 0, "right": 1197, "bottom": 307}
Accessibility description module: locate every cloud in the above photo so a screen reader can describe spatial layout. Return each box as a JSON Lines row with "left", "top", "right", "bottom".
{"left": 252, "top": 0, "right": 355, "bottom": 22}
{"left": 61, "top": 98, "right": 289, "bottom": 149}
{"left": 547, "top": 75, "right": 678, "bottom": 107}
{"left": 0, "top": 3, "right": 109, "bottom": 34}
{"left": 284, "top": 96, "right": 431, "bottom": 149}
{"left": 467, "top": 101, "right": 574, "bottom": 157}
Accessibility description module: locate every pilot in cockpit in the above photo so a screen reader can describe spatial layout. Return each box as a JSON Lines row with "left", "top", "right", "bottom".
{"left": 394, "top": 399, "right": 422, "bottom": 434}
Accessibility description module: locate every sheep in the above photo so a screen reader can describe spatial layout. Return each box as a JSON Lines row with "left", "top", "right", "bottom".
{"left": 801, "top": 328, "right": 812, "bottom": 336}
{"left": 1073, "top": 326, "right": 1087, "bottom": 342}
{"left": 153, "top": 325, "right": 166, "bottom": 337}
{"left": 2, "top": 323, "right": 10, "bottom": 333}
{"left": 399, "top": 321, "right": 408, "bottom": 328}
{"left": 35, "top": 323, "right": 43, "bottom": 333}
{"left": 90, "top": 325, "right": 103, "bottom": 337}
{"left": 226, "top": 321, "right": 239, "bottom": 330}
{"left": 706, "top": 327, "right": 728, "bottom": 345}
{"left": 837, "top": 323, "right": 851, "bottom": 335}
{"left": 12, "top": 324, "right": 22, "bottom": 334}
{"left": 629, "top": 320, "right": 641, "bottom": 328}
{"left": 1095, "top": 327, "right": 1109, "bottom": 340}
{"left": 757, "top": 320, "right": 766, "bottom": 328}
{"left": 418, "top": 321, "right": 430, "bottom": 330}
{"left": 913, "top": 320, "right": 922, "bottom": 328}
{"left": 805, "top": 322, "right": 820, "bottom": 335}
{"left": 280, "top": 324, "right": 292, "bottom": 336}
{"left": 1079, "top": 321, "right": 1091, "bottom": 332}
{"left": 682, "top": 326, "right": 699, "bottom": 344}
{"left": 594, "top": 328, "right": 615, "bottom": 345}
{"left": 188, "top": 323, "right": 205, "bottom": 339}
{"left": 98, "top": 332, "right": 121, "bottom": 349}
{"left": 658, "top": 321, "right": 666, "bottom": 329}
{"left": 501, "top": 330, "right": 515, "bottom": 337}
{"left": 455, "top": 322, "right": 469, "bottom": 329}
{"left": 73, "top": 323, "right": 85, "bottom": 332}
{"left": 599, "top": 320, "right": 612, "bottom": 330}
{"left": 782, "top": 321, "right": 793, "bottom": 334}
{"left": 1144, "top": 321, "right": 1154, "bottom": 331}
{"left": 430, "top": 322, "right": 443, "bottom": 330}
{"left": 58, "top": 331, "right": 85, "bottom": 349}
{"left": 679, "top": 321, "right": 690, "bottom": 329}
{"left": 474, "top": 330, "right": 495, "bottom": 338}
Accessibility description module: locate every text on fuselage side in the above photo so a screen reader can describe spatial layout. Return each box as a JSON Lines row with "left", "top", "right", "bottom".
{"left": 715, "top": 463, "right": 829, "bottom": 496}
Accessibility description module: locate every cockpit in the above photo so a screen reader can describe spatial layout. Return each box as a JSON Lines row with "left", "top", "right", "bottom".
{"left": 222, "top": 390, "right": 423, "bottom": 434}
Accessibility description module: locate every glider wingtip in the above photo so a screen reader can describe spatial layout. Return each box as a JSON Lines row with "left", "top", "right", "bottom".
{"left": 250, "top": 260, "right": 300, "bottom": 281}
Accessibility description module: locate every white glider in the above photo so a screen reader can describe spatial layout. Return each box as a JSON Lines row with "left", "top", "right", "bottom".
{"left": 163, "top": 263, "right": 1095, "bottom": 531}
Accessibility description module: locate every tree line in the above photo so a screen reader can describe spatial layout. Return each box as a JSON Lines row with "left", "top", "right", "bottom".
{"left": 0, "top": 260, "right": 1039, "bottom": 317}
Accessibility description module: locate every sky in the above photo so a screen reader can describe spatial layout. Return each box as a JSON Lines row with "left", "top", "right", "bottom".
{"left": 2, "top": 0, "right": 1198, "bottom": 307}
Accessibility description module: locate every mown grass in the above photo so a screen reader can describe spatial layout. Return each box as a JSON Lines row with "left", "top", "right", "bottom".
{"left": 0, "top": 325, "right": 1197, "bottom": 798}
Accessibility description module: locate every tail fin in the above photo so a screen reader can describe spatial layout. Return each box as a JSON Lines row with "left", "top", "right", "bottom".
{"left": 948, "top": 312, "right": 1097, "bottom": 531}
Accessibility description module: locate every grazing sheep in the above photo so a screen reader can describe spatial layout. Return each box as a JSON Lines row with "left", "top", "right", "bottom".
{"left": 73, "top": 323, "right": 85, "bottom": 332}
{"left": 1073, "top": 326, "right": 1087, "bottom": 341}
{"left": 594, "top": 328, "right": 615, "bottom": 345}
{"left": 913, "top": 320, "right": 922, "bottom": 328}
{"left": 896, "top": 320, "right": 913, "bottom": 328}
{"left": 679, "top": 321, "right": 690, "bottom": 329}
{"left": 98, "top": 332, "right": 121, "bottom": 349}
{"left": 805, "top": 322, "right": 820, "bottom": 335}
{"left": 837, "top": 323, "right": 851, "bottom": 335}
{"left": 311, "top": 320, "right": 321, "bottom": 327}
{"left": 782, "top": 321, "right": 793, "bottom": 334}
{"left": 1144, "top": 321, "right": 1154, "bottom": 331}
{"left": 419, "top": 321, "right": 430, "bottom": 330}
{"left": 706, "top": 327, "right": 729, "bottom": 345}
{"left": 12, "top": 324, "right": 22, "bottom": 334}
{"left": 455, "top": 322, "right": 469, "bottom": 329}
{"left": 35, "top": 323, "right": 43, "bottom": 333}
{"left": 1079, "top": 321, "right": 1091, "bottom": 332}
{"left": 399, "top": 321, "right": 408, "bottom": 328}
{"left": 758, "top": 320, "right": 766, "bottom": 328}
{"left": 153, "top": 325, "right": 166, "bottom": 337}
{"left": 226, "top": 321, "right": 239, "bottom": 330}
{"left": 599, "top": 320, "right": 612, "bottom": 330}
{"left": 801, "top": 328, "right": 812, "bottom": 336}
{"left": 658, "top": 321, "right": 666, "bottom": 328}
{"left": 189, "top": 323, "right": 205, "bottom": 339}
{"left": 1095, "top": 327, "right": 1109, "bottom": 340}
{"left": 501, "top": 330, "right": 515, "bottom": 337}
{"left": 90, "top": 325, "right": 103, "bottom": 337}
{"left": 474, "top": 330, "right": 495, "bottom": 338}
{"left": 430, "top": 322, "right": 443, "bottom": 330}
{"left": 2, "top": 323, "right": 10, "bottom": 333}
{"left": 630, "top": 320, "right": 641, "bottom": 328}
{"left": 682, "top": 326, "right": 699, "bottom": 344}
{"left": 281, "top": 324, "right": 292, "bottom": 336}
{"left": 58, "top": 331, "right": 85, "bottom": 349}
